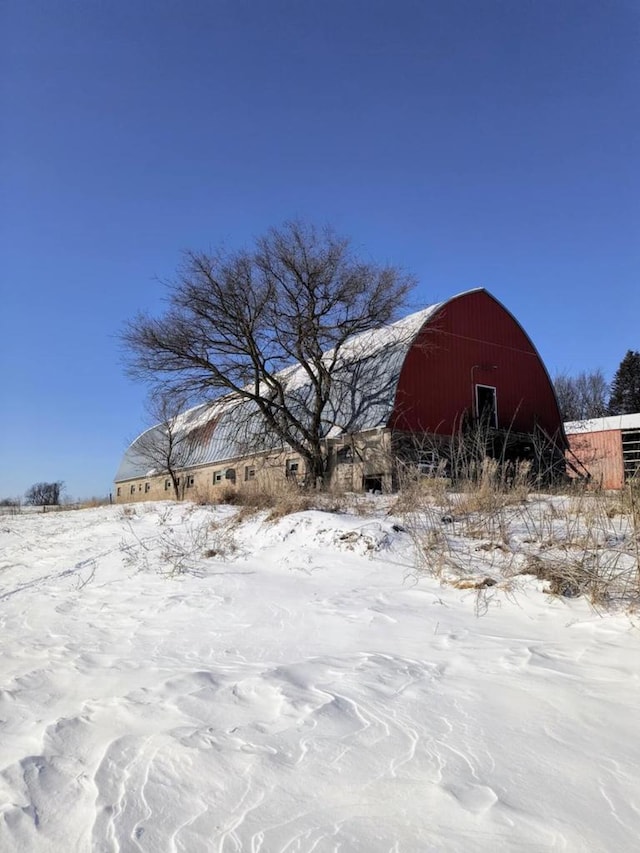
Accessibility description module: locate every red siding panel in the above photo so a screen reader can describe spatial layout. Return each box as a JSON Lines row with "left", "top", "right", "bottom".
{"left": 566, "top": 430, "right": 624, "bottom": 489}
{"left": 390, "top": 290, "right": 564, "bottom": 440}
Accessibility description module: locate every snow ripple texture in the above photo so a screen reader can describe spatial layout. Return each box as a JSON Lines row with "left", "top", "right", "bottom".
{"left": 0, "top": 503, "right": 639, "bottom": 852}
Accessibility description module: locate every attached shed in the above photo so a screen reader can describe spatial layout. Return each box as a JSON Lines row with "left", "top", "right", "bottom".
{"left": 115, "top": 287, "right": 566, "bottom": 501}
{"left": 564, "top": 413, "right": 640, "bottom": 489}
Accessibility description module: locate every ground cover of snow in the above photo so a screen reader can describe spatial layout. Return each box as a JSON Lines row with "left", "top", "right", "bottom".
{"left": 1, "top": 501, "right": 639, "bottom": 852}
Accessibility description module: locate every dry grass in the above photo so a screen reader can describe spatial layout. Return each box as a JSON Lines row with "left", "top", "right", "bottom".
{"left": 397, "top": 457, "right": 640, "bottom": 609}
{"left": 265, "top": 493, "right": 314, "bottom": 521}
{"left": 451, "top": 576, "right": 497, "bottom": 590}
{"left": 118, "top": 458, "right": 639, "bottom": 608}
{"left": 76, "top": 496, "right": 113, "bottom": 509}
{"left": 200, "top": 483, "right": 339, "bottom": 525}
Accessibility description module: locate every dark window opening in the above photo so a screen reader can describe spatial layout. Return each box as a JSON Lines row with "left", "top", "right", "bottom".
{"left": 363, "top": 475, "right": 383, "bottom": 493}
{"left": 145, "top": 482, "right": 150, "bottom": 493}
{"left": 476, "top": 385, "right": 498, "bottom": 428}
{"left": 336, "top": 445, "right": 354, "bottom": 464}
{"left": 245, "top": 466, "right": 256, "bottom": 481}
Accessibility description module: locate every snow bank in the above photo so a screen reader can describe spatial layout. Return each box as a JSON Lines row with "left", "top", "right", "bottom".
{"left": 1, "top": 503, "right": 639, "bottom": 851}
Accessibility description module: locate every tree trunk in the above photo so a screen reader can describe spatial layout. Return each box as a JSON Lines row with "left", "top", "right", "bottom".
{"left": 304, "top": 445, "right": 330, "bottom": 490}
{"left": 171, "top": 473, "right": 181, "bottom": 501}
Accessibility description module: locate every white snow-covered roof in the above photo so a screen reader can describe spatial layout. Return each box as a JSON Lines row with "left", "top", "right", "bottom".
{"left": 115, "top": 295, "right": 463, "bottom": 482}
{"left": 564, "top": 413, "right": 640, "bottom": 434}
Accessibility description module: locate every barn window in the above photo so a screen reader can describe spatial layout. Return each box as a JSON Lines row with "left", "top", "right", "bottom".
{"left": 286, "top": 459, "right": 300, "bottom": 477}
{"left": 245, "top": 466, "right": 256, "bottom": 481}
{"left": 117, "top": 487, "right": 121, "bottom": 497}
{"left": 186, "top": 475, "right": 195, "bottom": 488}
{"left": 164, "top": 479, "right": 171, "bottom": 491}
{"left": 225, "top": 468, "right": 236, "bottom": 482}
{"left": 145, "top": 482, "right": 150, "bottom": 493}
{"left": 213, "top": 470, "right": 223, "bottom": 484}
{"left": 622, "top": 430, "right": 640, "bottom": 481}
{"left": 336, "top": 445, "right": 353, "bottom": 464}
{"left": 130, "top": 484, "right": 136, "bottom": 494}
{"left": 363, "top": 475, "right": 383, "bottom": 493}
{"left": 475, "top": 385, "right": 498, "bottom": 428}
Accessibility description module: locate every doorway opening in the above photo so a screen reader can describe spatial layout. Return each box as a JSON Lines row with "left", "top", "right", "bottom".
{"left": 475, "top": 385, "right": 498, "bottom": 428}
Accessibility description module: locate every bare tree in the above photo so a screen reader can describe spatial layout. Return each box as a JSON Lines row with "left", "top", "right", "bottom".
{"left": 25, "top": 481, "right": 64, "bottom": 506}
{"left": 133, "top": 392, "right": 201, "bottom": 500}
{"left": 554, "top": 370, "right": 609, "bottom": 421}
{"left": 554, "top": 374, "right": 579, "bottom": 421}
{"left": 0, "top": 497, "right": 21, "bottom": 510}
{"left": 122, "top": 221, "right": 415, "bottom": 485}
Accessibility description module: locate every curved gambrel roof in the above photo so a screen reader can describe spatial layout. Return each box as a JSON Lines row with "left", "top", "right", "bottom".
{"left": 114, "top": 291, "right": 484, "bottom": 481}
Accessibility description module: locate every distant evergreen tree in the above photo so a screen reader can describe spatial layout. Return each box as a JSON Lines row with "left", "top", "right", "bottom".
{"left": 608, "top": 350, "right": 640, "bottom": 415}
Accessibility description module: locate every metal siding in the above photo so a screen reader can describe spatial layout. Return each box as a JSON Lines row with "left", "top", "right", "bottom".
{"left": 566, "top": 430, "right": 625, "bottom": 489}
{"left": 115, "top": 303, "right": 445, "bottom": 481}
{"left": 391, "top": 290, "right": 564, "bottom": 439}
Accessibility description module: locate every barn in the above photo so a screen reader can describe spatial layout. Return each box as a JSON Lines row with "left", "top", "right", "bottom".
{"left": 114, "top": 288, "right": 566, "bottom": 501}
{"left": 564, "top": 414, "right": 640, "bottom": 489}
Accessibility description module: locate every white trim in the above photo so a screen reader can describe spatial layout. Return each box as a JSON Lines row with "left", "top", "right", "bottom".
{"left": 475, "top": 384, "right": 498, "bottom": 428}
{"left": 564, "top": 413, "right": 640, "bottom": 434}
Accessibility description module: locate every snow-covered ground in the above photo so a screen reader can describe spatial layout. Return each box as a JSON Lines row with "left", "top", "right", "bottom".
{"left": 1, "top": 502, "right": 639, "bottom": 852}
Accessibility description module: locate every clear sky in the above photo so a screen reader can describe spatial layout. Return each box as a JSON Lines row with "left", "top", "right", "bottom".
{"left": 1, "top": 0, "right": 638, "bottom": 500}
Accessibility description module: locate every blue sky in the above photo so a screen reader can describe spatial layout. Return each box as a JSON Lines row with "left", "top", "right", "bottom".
{"left": 1, "top": 0, "right": 638, "bottom": 500}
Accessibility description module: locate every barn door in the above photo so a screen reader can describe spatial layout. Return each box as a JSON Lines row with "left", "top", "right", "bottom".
{"left": 476, "top": 385, "right": 498, "bottom": 428}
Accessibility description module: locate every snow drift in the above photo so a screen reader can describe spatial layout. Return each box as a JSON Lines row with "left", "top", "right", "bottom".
{"left": 1, "top": 502, "right": 639, "bottom": 852}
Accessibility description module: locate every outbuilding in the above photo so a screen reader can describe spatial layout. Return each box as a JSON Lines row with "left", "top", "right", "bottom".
{"left": 564, "top": 414, "right": 640, "bottom": 489}
{"left": 115, "top": 288, "right": 566, "bottom": 501}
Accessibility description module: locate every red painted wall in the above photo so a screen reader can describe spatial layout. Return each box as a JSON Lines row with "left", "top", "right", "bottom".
{"left": 390, "top": 290, "right": 564, "bottom": 440}
{"left": 566, "top": 430, "right": 624, "bottom": 489}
